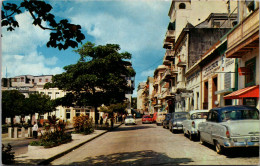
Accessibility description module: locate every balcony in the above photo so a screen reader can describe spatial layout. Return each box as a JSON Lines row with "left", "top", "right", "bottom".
{"left": 226, "top": 8, "right": 259, "bottom": 58}
{"left": 164, "top": 30, "right": 175, "bottom": 43}
{"left": 162, "top": 89, "right": 175, "bottom": 99}
{"left": 163, "top": 55, "right": 171, "bottom": 65}
{"left": 165, "top": 49, "right": 175, "bottom": 61}
{"left": 163, "top": 40, "right": 172, "bottom": 49}
{"left": 153, "top": 80, "right": 159, "bottom": 87}
{"left": 176, "top": 56, "right": 186, "bottom": 67}
{"left": 171, "top": 66, "right": 178, "bottom": 75}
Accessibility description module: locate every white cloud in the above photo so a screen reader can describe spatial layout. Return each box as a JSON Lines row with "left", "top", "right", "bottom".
{"left": 68, "top": 1, "right": 169, "bottom": 53}
{"left": 3, "top": 53, "right": 64, "bottom": 77}
{"left": 2, "top": 12, "right": 63, "bottom": 77}
{"left": 141, "top": 69, "right": 154, "bottom": 77}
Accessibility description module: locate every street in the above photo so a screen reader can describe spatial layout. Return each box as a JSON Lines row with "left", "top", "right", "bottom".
{"left": 51, "top": 119, "right": 259, "bottom": 165}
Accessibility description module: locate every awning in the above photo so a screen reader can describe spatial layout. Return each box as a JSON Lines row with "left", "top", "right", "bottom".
{"left": 224, "top": 85, "right": 259, "bottom": 99}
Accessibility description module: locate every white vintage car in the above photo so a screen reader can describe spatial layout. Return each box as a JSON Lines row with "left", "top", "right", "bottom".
{"left": 198, "top": 106, "right": 260, "bottom": 154}
{"left": 182, "top": 110, "right": 209, "bottom": 140}
{"left": 125, "top": 115, "right": 136, "bottom": 125}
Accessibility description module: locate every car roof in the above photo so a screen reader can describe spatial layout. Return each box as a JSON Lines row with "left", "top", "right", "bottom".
{"left": 172, "top": 112, "right": 189, "bottom": 114}
{"left": 211, "top": 105, "right": 258, "bottom": 112}
{"left": 189, "top": 110, "right": 209, "bottom": 115}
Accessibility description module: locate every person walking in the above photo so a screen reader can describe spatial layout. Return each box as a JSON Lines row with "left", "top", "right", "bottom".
{"left": 32, "top": 121, "right": 38, "bottom": 139}
{"left": 100, "top": 116, "right": 103, "bottom": 126}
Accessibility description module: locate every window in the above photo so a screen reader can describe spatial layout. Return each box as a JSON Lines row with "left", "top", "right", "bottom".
{"left": 48, "top": 92, "right": 52, "bottom": 95}
{"left": 55, "top": 92, "right": 59, "bottom": 98}
{"left": 76, "top": 110, "right": 80, "bottom": 117}
{"left": 45, "top": 79, "right": 48, "bottom": 82}
{"left": 14, "top": 78, "right": 17, "bottom": 82}
{"left": 85, "top": 109, "right": 90, "bottom": 117}
{"left": 179, "top": 3, "right": 186, "bottom": 9}
{"left": 39, "top": 78, "right": 42, "bottom": 82}
{"left": 66, "top": 110, "right": 71, "bottom": 119}
{"left": 245, "top": 57, "right": 256, "bottom": 87}
{"left": 211, "top": 111, "right": 218, "bottom": 122}
{"left": 21, "top": 77, "right": 24, "bottom": 82}
{"left": 40, "top": 92, "right": 44, "bottom": 95}
{"left": 40, "top": 114, "right": 44, "bottom": 119}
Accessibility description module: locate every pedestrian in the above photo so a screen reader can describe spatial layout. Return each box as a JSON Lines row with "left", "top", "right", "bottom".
{"left": 100, "top": 116, "right": 103, "bottom": 126}
{"left": 32, "top": 121, "right": 38, "bottom": 139}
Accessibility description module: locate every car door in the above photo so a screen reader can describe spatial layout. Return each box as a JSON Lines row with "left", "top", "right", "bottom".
{"left": 201, "top": 110, "right": 213, "bottom": 143}
{"left": 207, "top": 110, "right": 219, "bottom": 144}
{"left": 182, "top": 113, "right": 190, "bottom": 133}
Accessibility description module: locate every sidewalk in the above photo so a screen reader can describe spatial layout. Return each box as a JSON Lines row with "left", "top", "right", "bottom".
{"left": 3, "top": 123, "right": 122, "bottom": 165}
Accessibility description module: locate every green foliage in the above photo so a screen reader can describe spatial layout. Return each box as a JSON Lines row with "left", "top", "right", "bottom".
{"left": 2, "top": 144, "right": 15, "bottom": 164}
{"left": 73, "top": 114, "right": 94, "bottom": 135}
{"left": 30, "top": 118, "right": 71, "bottom": 148}
{"left": 1, "top": 0, "right": 85, "bottom": 50}
{"left": 99, "top": 103, "right": 127, "bottom": 114}
{"left": 2, "top": 90, "right": 25, "bottom": 126}
{"left": 29, "top": 131, "right": 72, "bottom": 148}
{"left": 24, "top": 93, "right": 56, "bottom": 118}
{"left": 44, "top": 42, "right": 136, "bottom": 124}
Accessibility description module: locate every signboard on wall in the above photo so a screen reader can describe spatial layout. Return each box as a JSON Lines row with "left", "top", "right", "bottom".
{"left": 203, "top": 57, "right": 221, "bottom": 79}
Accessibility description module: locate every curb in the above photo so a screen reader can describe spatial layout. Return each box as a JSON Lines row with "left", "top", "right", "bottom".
{"left": 37, "top": 123, "right": 123, "bottom": 165}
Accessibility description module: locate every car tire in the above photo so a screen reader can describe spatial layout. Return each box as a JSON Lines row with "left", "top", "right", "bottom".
{"left": 189, "top": 132, "right": 193, "bottom": 141}
{"left": 215, "top": 141, "right": 224, "bottom": 154}
{"left": 199, "top": 134, "right": 204, "bottom": 145}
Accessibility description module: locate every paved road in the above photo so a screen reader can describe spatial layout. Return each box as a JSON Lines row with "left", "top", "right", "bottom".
{"left": 51, "top": 119, "right": 259, "bottom": 165}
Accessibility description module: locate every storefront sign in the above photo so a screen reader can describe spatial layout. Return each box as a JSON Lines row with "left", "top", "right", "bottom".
{"left": 181, "top": 93, "right": 193, "bottom": 98}
{"left": 203, "top": 59, "right": 220, "bottom": 78}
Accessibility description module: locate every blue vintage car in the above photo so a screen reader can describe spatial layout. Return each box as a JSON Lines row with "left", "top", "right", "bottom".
{"left": 198, "top": 106, "right": 259, "bottom": 154}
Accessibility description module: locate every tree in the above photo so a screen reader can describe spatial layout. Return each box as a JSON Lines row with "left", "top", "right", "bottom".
{"left": 2, "top": 90, "right": 25, "bottom": 127}
{"left": 45, "top": 42, "right": 136, "bottom": 124}
{"left": 131, "top": 97, "right": 137, "bottom": 109}
{"left": 1, "top": 0, "right": 85, "bottom": 50}
{"left": 24, "top": 93, "right": 56, "bottom": 124}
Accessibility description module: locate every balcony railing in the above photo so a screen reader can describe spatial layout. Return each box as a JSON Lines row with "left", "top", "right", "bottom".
{"left": 165, "top": 49, "right": 175, "bottom": 60}
{"left": 164, "top": 30, "right": 175, "bottom": 43}
{"left": 226, "top": 8, "right": 259, "bottom": 58}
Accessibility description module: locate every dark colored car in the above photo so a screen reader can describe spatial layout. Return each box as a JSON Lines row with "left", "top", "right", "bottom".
{"left": 169, "top": 112, "right": 189, "bottom": 133}
{"left": 142, "top": 115, "right": 153, "bottom": 124}
{"left": 162, "top": 113, "right": 172, "bottom": 129}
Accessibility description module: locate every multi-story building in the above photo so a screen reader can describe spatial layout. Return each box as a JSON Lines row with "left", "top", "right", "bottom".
{"left": 152, "top": 65, "right": 167, "bottom": 113}
{"left": 162, "top": 0, "right": 237, "bottom": 112}
{"left": 2, "top": 71, "right": 135, "bottom": 124}
{"left": 224, "top": 0, "right": 259, "bottom": 109}
{"left": 137, "top": 82, "right": 146, "bottom": 113}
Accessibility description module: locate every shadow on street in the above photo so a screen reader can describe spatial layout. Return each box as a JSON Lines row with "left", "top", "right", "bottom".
{"left": 110, "top": 125, "right": 156, "bottom": 132}
{"left": 200, "top": 142, "right": 259, "bottom": 158}
{"left": 66, "top": 150, "right": 193, "bottom": 165}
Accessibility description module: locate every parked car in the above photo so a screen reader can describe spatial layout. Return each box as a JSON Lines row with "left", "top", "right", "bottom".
{"left": 169, "top": 112, "right": 189, "bottom": 133}
{"left": 182, "top": 110, "right": 209, "bottom": 140}
{"left": 151, "top": 112, "right": 157, "bottom": 123}
{"left": 156, "top": 112, "right": 166, "bottom": 126}
{"left": 198, "top": 106, "right": 260, "bottom": 154}
{"left": 142, "top": 115, "right": 153, "bottom": 124}
{"left": 162, "top": 113, "right": 172, "bottom": 129}
{"left": 125, "top": 115, "right": 136, "bottom": 125}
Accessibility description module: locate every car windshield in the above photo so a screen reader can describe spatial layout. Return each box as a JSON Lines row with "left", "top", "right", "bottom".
{"left": 144, "top": 116, "right": 150, "bottom": 118}
{"left": 126, "top": 116, "right": 133, "bottom": 119}
{"left": 174, "top": 113, "right": 188, "bottom": 119}
{"left": 191, "top": 112, "right": 208, "bottom": 120}
{"left": 150, "top": 114, "right": 154, "bottom": 118}
{"left": 220, "top": 109, "right": 259, "bottom": 122}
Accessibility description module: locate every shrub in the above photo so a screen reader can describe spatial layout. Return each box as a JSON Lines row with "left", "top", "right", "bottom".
{"left": 73, "top": 114, "right": 94, "bottom": 135}
{"left": 30, "top": 131, "right": 72, "bottom": 148}
{"left": 30, "top": 116, "right": 72, "bottom": 148}
{"left": 2, "top": 144, "right": 15, "bottom": 165}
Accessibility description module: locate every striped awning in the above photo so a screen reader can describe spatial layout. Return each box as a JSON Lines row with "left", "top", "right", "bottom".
{"left": 224, "top": 85, "right": 259, "bottom": 99}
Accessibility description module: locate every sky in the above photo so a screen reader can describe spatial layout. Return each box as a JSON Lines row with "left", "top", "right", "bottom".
{"left": 1, "top": 0, "right": 172, "bottom": 97}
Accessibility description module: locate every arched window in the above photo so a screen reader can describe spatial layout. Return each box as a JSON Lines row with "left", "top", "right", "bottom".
{"left": 179, "top": 3, "right": 186, "bottom": 9}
